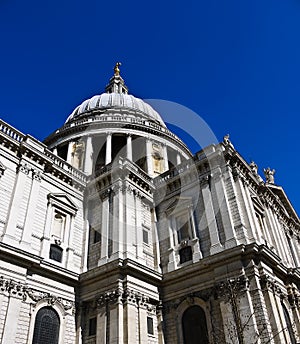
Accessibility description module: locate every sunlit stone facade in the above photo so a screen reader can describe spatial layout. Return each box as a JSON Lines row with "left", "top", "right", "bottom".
{"left": 0, "top": 66, "right": 299, "bottom": 344}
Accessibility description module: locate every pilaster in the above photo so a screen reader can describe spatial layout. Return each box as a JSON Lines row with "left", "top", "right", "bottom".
{"left": 200, "top": 176, "right": 223, "bottom": 254}
{"left": 20, "top": 168, "right": 42, "bottom": 249}
{"left": 2, "top": 162, "right": 30, "bottom": 245}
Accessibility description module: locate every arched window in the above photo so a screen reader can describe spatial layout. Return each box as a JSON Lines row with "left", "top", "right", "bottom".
{"left": 32, "top": 307, "right": 60, "bottom": 344}
{"left": 182, "top": 305, "right": 209, "bottom": 344}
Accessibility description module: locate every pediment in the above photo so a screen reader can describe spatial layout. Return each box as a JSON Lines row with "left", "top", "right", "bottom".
{"left": 47, "top": 193, "right": 78, "bottom": 214}
{"left": 165, "top": 197, "right": 193, "bottom": 216}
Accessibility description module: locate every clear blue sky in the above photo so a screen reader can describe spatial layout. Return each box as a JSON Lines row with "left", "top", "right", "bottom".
{"left": 1, "top": 0, "right": 300, "bottom": 214}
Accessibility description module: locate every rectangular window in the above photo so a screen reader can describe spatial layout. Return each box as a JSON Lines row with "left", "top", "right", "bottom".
{"left": 89, "top": 317, "right": 97, "bottom": 336}
{"left": 147, "top": 316, "right": 154, "bottom": 335}
{"left": 143, "top": 229, "right": 149, "bottom": 244}
{"left": 94, "top": 230, "right": 101, "bottom": 243}
{"left": 176, "top": 214, "right": 191, "bottom": 242}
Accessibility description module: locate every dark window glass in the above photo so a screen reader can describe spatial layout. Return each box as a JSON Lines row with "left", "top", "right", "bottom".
{"left": 32, "top": 307, "right": 60, "bottom": 344}
{"left": 143, "top": 229, "right": 149, "bottom": 244}
{"left": 89, "top": 317, "right": 97, "bottom": 336}
{"left": 147, "top": 316, "right": 154, "bottom": 335}
{"left": 49, "top": 244, "right": 63, "bottom": 262}
{"left": 179, "top": 246, "right": 192, "bottom": 264}
{"left": 94, "top": 230, "right": 101, "bottom": 243}
{"left": 182, "top": 306, "right": 209, "bottom": 344}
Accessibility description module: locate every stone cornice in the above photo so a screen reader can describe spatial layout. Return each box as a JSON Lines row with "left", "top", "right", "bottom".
{"left": 225, "top": 147, "right": 300, "bottom": 231}
{"left": 0, "top": 120, "right": 88, "bottom": 191}
{"left": 43, "top": 114, "right": 191, "bottom": 157}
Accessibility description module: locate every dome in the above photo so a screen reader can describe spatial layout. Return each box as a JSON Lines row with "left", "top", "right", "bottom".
{"left": 65, "top": 92, "right": 166, "bottom": 127}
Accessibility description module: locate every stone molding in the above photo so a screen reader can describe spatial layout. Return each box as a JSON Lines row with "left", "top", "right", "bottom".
{"left": 26, "top": 287, "right": 75, "bottom": 313}
{"left": 259, "top": 275, "right": 284, "bottom": 297}
{"left": 287, "top": 285, "right": 300, "bottom": 309}
{"left": 97, "top": 288, "right": 122, "bottom": 307}
{"left": 0, "top": 276, "right": 26, "bottom": 300}
{"left": 16, "top": 162, "right": 31, "bottom": 175}
{"left": 93, "top": 287, "right": 158, "bottom": 312}
{"left": 16, "top": 162, "right": 43, "bottom": 181}
{"left": 0, "top": 161, "right": 6, "bottom": 177}
{"left": 0, "top": 275, "right": 75, "bottom": 313}
{"left": 214, "top": 275, "right": 249, "bottom": 300}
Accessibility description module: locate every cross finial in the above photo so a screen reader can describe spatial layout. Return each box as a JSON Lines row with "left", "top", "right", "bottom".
{"left": 114, "top": 62, "right": 121, "bottom": 76}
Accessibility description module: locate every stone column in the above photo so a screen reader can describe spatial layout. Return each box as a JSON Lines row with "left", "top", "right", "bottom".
{"left": 152, "top": 209, "right": 162, "bottom": 272}
{"left": 84, "top": 136, "right": 94, "bottom": 174}
{"left": 20, "top": 169, "right": 42, "bottom": 249}
{"left": 146, "top": 138, "right": 153, "bottom": 176}
{"left": 109, "top": 294, "right": 124, "bottom": 344}
{"left": 98, "top": 194, "right": 110, "bottom": 265}
{"left": 40, "top": 201, "right": 54, "bottom": 258}
{"left": 188, "top": 207, "right": 202, "bottom": 261}
{"left": 123, "top": 292, "right": 138, "bottom": 344}
{"left": 105, "top": 133, "right": 112, "bottom": 165}
{"left": 243, "top": 184, "right": 264, "bottom": 244}
{"left": 126, "top": 134, "right": 133, "bottom": 161}
{"left": 166, "top": 215, "right": 178, "bottom": 272}
{"left": 261, "top": 275, "right": 286, "bottom": 343}
{"left": 66, "top": 216, "right": 75, "bottom": 270}
{"left": 176, "top": 152, "right": 181, "bottom": 165}
{"left": 2, "top": 162, "right": 30, "bottom": 245}
{"left": 96, "top": 304, "right": 106, "bottom": 344}
{"left": 135, "top": 192, "right": 144, "bottom": 261}
{"left": 124, "top": 187, "right": 136, "bottom": 260}
{"left": 1, "top": 284, "right": 25, "bottom": 344}
{"left": 138, "top": 299, "right": 149, "bottom": 344}
{"left": 200, "top": 176, "right": 223, "bottom": 254}
{"left": 111, "top": 184, "right": 124, "bottom": 260}
{"left": 53, "top": 147, "right": 58, "bottom": 155}
{"left": 223, "top": 166, "right": 245, "bottom": 244}
{"left": 67, "top": 141, "right": 74, "bottom": 164}
{"left": 233, "top": 174, "right": 255, "bottom": 242}
{"left": 290, "top": 236, "right": 300, "bottom": 267}
{"left": 273, "top": 213, "right": 292, "bottom": 266}
{"left": 162, "top": 145, "right": 169, "bottom": 171}
{"left": 265, "top": 207, "right": 284, "bottom": 260}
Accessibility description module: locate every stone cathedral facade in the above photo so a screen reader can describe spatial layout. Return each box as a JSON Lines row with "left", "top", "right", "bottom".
{"left": 0, "top": 65, "right": 300, "bottom": 344}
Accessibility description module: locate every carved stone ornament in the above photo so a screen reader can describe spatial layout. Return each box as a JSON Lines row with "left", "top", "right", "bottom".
{"left": 287, "top": 285, "right": 300, "bottom": 309}
{"left": 97, "top": 288, "right": 122, "bottom": 307}
{"left": 260, "top": 274, "right": 284, "bottom": 297}
{"left": 0, "top": 276, "right": 27, "bottom": 300}
{"left": 214, "top": 275, "right": 249, "bottom": 300}
{"left": 26, "top": 287, "right": 75, "bottom": 312}
{"left": 0, "top": 161, "right": 6, "bottom": 177}
{"left": 17, "top": 162, "right": 30, "bottom": 175}
{"left": 32, "top": 169, "right": 42, "bottom": 181}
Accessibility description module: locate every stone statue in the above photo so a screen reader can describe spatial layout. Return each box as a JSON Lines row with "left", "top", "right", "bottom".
{"left": 249, "top": 161, "right": 258, "bottom": 174}
{"left": 223, "top": 134, "right": 230, "bottom": 145}
{"left": 263, "top": 167, "right": 275, "bottom": 184}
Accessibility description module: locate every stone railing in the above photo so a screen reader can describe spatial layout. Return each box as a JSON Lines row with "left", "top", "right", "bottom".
{"left": 0, "top": 119, "right": 87, "bottom": 184}
{"left": 95, "top": 157, "right": 153, "bottom": 184}
{"left": 47, "top": 113, "right": 190, "bottom": 153}
{"left": 44, "top": 150, "right": 88, "bottom": 183}
{"left": 0, "top": 120, "right": 25, "bottom": 142}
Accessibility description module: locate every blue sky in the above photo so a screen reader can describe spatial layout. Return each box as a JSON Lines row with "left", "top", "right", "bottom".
{"left": 1, "top": 0, "right": 300, "bottom": 214}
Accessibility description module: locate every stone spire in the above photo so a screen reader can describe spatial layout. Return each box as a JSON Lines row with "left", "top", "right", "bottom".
{"left": 105, "top": 62, "right": 129, "bottom": 94}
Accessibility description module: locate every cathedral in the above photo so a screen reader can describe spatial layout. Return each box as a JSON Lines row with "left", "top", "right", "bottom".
{"left": 0, "top": 64, "right": 299, "bottom": 344}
